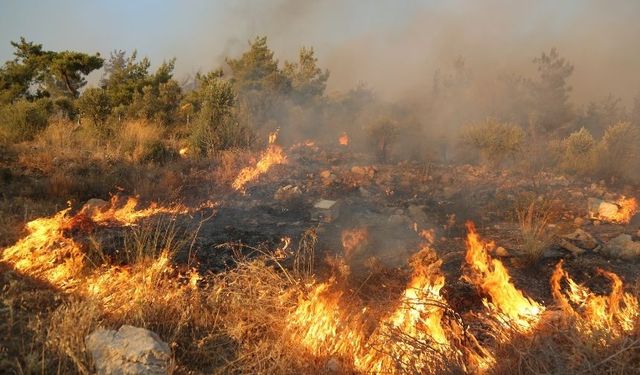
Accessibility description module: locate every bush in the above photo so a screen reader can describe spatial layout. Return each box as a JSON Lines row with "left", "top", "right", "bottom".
{"left": 559, "top": 127, "right": 595, "bottom": 176}
{"left": 595, "top": 122, "right": 640, "bottom": 182}
{"left": 139, "top": 140, "right": 177, "bottom": 164}
{"left": 188, "top": 108, "right": 254, "bottom": 157}
{"left": 461, "top": 118, "right": 524, "bottom": 166}
{"left": 0, "top": 99, "right": 52, "bottom": 143}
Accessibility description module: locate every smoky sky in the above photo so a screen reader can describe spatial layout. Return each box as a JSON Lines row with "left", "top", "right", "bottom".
{"left": 1, "top": 0, "right": 639, "bottom": 104}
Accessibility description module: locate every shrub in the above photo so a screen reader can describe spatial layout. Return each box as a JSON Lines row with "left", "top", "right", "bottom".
{"left": 367, "top": 118, "right": 399, "bottom": 162}
{"left": 139, "top": 140, "right": 177, "bottom": 165}
{"left": 188, "top": 108, "right": 254, "bottom": 157}
{"left": 0, "top": 99, "right": 52, "bottom": 143}
{"left": 559, "top": 127, "right": 595, "bottom": 176}
{"left": 595, "top": 122, "right": 640, "bottom": 182}
{"left": 461, "top": 118, "right": 524, "bottom": 166}
{"left": 77, "top": 87, "right": 112, "bottom": 134}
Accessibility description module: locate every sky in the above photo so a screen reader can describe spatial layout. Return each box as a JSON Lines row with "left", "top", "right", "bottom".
{"left": 1, "top": 0, "right": 639, "bottom": 104}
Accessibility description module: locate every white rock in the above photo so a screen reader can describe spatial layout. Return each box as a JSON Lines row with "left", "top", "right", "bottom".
{"left": 86, "top": 325, "right": 171, "bottom": 375}
{"left": 604, "top": 234, "right": 640, "bottom": 259}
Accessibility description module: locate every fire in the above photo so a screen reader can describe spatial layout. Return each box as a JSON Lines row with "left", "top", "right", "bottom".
{"left": 287, "top": 240, "right": 455, "bottom": 373}
{"left": 341, "top": 227, "right": 368, "bottom": 258}
{"left": 339, "top": 132, "right": 350, "bottom": 146}
{"left": 232, "top": 131, "right": 287, "bottom": 191}
{"left": 610, "top": 197, "right": 637, "bottom": 224}
{"left": 463, "top": 222, "right": 543, "bottom": 330}
{"left": 1, "top": 197, "right": 189, "bottom": 288}
{"left": 551, "top": 260, "right": 639, "bottom": 334}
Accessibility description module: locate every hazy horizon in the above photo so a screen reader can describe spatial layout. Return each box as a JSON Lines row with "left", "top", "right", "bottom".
{"left": 1, "top": 0, "right": 639, "bottom": 105}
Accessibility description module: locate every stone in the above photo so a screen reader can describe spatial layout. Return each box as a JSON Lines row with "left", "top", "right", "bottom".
{"left": 311, "top": 199, "right": 340, "bottom": 222}
{"left": 495, "top": 246, "right": 509, "bottom": 257}
{"left": 561, "top": 228, "right": 599, "bottom": 251}
{"left": 574, "top": 217, "right": 585, "bottom": 226}
{"left": 86, "top": 325, "right": 171, "bottom": 375}
{"left": 588, "top": 197, "right": 621, "bottom": 221}
{"left": 273, "top": 185, "right": 302, "bottom": 201}
{"left": 604, "top": 234, "right": 640, "bottom": 259}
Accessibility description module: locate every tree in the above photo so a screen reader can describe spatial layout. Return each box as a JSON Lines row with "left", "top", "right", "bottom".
{"left": 77, "top": 87, "right": 111, "bottom": 130}
{"left": 100, "top": 50, "right": 151, "bottom": 109}
{"left": 0, "top": 38, "right": 102, "bottom": 101}
{"left": 529, "top": 48, "right": 574, "bottom": 132}
{"left": 283, "top": 47, "right": 329, "bottom": 105}
{"left": 226, "top": 36, "right": 291, "bottom": 127}
{"left": 129, "top": 59, "right": 182, "bottom": 124}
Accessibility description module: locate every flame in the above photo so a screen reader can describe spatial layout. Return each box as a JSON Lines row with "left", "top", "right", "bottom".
{"left": 339, "top": 132, "right": 350, "bottom": 146}
{"left": 609, "top": 197, "right": 637, "bottom": 224}
{"left": 232, "top": 131, "right": 287, "bottom": 191}
{"left": 287, "top": 241, "right": 454, "bottom": 373}
{"left": 551, "top": 260, "right": 639, "bottom": 334}
{"left": 463, "top": 222, "right": 543, "bottom": 330}
{"left": 341, "top": 228, "right": 368, "bottom": 258}
{"left": 1, "top": 197, "right": 189, "bottom": 288}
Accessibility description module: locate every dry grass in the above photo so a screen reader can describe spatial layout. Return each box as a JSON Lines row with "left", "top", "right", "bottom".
{"left": 515, "top": 196, "right": 557, "bottom": 263}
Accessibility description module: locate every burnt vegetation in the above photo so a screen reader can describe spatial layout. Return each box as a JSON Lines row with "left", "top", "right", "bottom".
{"left": 1, "top": 34, "right": 640, "bottom": 375}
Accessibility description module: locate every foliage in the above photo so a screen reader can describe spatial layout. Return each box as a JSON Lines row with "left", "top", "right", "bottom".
{"left": 0, "top": 98, "right": 52, "bottom": 143}
{"left": 461, "top": 119, "right": 525, "bottom": 166}
{"left": 283, "top": 47, "right": 329, "bottom": 105}
{"left": 559, "top": 127, "right": 595, "bottom": 175}
{"left": 0, "top": 38, "right": 102, "bottom": 102}
{"left": 529, "top": 48, "right": 574, "bottom": 132}
{"left": 595, "top": 122, "right": 640, "bottom": 181}
{"left": 77, "top": 87, "right": 112, "bottom": 131}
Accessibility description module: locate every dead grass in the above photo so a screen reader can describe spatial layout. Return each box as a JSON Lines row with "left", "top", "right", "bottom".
{"left": 515, "top": 196, "right": 557, "bottom": 263}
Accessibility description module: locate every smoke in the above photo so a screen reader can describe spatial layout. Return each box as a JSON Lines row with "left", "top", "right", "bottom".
{"left": 211, "top": 0, "right": 640, "bottom": 106}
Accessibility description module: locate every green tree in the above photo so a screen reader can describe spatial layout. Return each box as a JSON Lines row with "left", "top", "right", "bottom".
{"left": 100, "top": 50, "right": 151, "bottom": 110}
{"left": 0, "top": 38, "right": 102, "bottom": 101}
{"left": 283, "top": 47, "right": 329, "bottom": 105}
{"left": 529, "top": 48, "right": 574, "bottom": 132}
{"left": 77, "top": 87, "right": 111, "bottom": 131}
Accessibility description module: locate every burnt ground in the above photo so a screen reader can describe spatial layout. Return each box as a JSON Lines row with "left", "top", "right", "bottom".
{"left": 177, "top": 143, "right": 640, "bottom": 316}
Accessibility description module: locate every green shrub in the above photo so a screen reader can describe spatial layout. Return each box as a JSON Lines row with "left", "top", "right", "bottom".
{"left": 461, "top": 118, "right": 524, "bottom": 166}
{"left": 595, "top": 122, "right": 640, "bottom": 181}
{"left": 187, "top": 108, "right": 254, "bottom": 157}
{"left": 559, "top": 127, "right": 595, "bottom": 176}
{"left": 139, "top": 140, "right": 177, "bottom": 164}
{"left": 0, "top": 99, "right": 52, "bottom": 143}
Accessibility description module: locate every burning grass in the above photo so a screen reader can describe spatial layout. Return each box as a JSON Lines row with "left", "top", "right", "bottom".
{"left": 2, "top": 197, "right": 640, "bottom": 374}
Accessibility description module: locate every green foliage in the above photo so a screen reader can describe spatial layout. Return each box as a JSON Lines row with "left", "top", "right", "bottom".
{"left": 559, "top": 127, "right": 595, "bottom": 175}
{"left": 595, "top": 122, "right": 640, "bottom": 181}
{"left": 529, "top": 48, "right": 574, "bottom": 132}
{"left": 0, "top": 99, "right": 52, "bottom": 142}
{"left": 0, "top": 38, "right": 102, "bottom": 101}
{"left": 184, "top": 71, "right": 252, "bottom": 156}
{"left": 77, "top": 87, "right": 111, "bottom": 131}
{"left": 283, "top": 47, "right": 329, "bottom": 105}
{"left": 101, "top": 50, "right": 151, "bottom": 109}
{"left": 139, "top": 140, "right": 177, "bottom": 164}
{"left": 461, "top": 119, "right": 525, "bottom": 166}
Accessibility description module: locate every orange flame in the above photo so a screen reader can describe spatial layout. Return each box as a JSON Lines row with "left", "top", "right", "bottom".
{"left": 232, "top": 131, "right": 287, "bottom": 191}
{"left": 463, "top": 222, "right": 543, "bottom": 330}
{"left": 341, "top": 228, "right": 368, "bottom": 258}
{"left": 609, "top": 197, "right": 637, "bottom": 224}
{"left": 551, "top": 260, "right": 638, "bottom": 334}
{"left": 287, "top": 240, "right": 453, "bottom": 373}
{"left": 339, "top": 132, "right": 350, "bottom": 146}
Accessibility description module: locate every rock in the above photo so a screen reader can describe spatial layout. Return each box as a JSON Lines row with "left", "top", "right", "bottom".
{"left": 81, "top": 198, "right": 109, "bottom": 216}
{"left": 604, "top": 234, "right": 640, "bottom": 259}
{"left": 588, "top": 197, "right": 621, "bottom": 221}
{"left": 86, "top": 325, "right": 171, "bottom": 375}
{"left": 561, "top": 228, "right": 599, "bottom": 251}
{"left": 273, "top": 185, "right": 302, "bottom": 201}
{"left": 574, "top": 217, "right": 585, "bottom": 226}
{"left": 311, "top": 199, "right": 340, "bottom": 223}
{"left": 319, "top": 170, "right": 332, "bottom": 179}
{"left": 495, "top": 246, "right": 509, "bottom": 257}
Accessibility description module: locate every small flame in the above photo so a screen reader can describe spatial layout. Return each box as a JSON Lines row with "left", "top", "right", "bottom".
{"left": 341, "top": 228, "right": 368, "bottom": 258}
{"left": 610, "top": 197, "right": 637, "bottom": 224}
{"left": 463, "top": 222, "right": 543, "bottom": 330}
{"left": 232, "top": 131, "right": 287, "bottom": 191}
{"left": 551, "top": 260, "right": 639, "bottom": 334}
{"left": 339, "top": 132, "right": 350, "bottom": 146}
